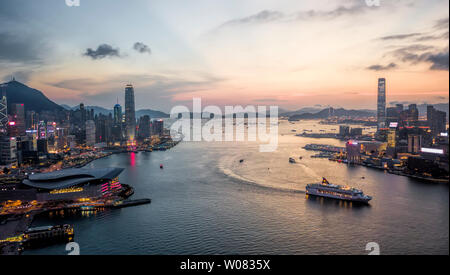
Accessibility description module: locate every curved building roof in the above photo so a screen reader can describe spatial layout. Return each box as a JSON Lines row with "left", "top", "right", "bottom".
{"left": 22, "top": 168, "right": 124, "bottom": 190}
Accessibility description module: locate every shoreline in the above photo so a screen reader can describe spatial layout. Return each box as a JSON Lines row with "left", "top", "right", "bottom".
{"left": 0, "top": 183, "right": 150, "bottom": 255}
{"left": 328, "top": 157, "right": 449, "bottom": 184}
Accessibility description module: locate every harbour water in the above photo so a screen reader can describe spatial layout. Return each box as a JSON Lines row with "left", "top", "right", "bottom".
{"left": 25, "top": 120, "right": 449, "bottom": 255}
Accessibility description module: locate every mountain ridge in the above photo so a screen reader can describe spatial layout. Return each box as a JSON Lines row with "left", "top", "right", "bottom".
{"left": 1, "top": 80, "right": 65, "bottom": 113}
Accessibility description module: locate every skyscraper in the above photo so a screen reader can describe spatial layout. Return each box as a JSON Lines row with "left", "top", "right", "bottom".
{"left": 124, "top": 84, "right": 136, "bottom": 142}
{"left": 112, "top": 102, "right": 123, "bottom": 142}
{"left": 0, "top": 84, "right": 8, "bottom": 134}
{"left": 151, "top": 119, "right": 164, "bottom": 137}
{"left": 377, "top": 78, "right": 386, "bottom": 130}
{"left": 408, "top": 134, "right": 422, "bottom": 154}
{"left": 85, "top": 120, "right": 96, "bottom": 147}
{"left": 10, "top": 103, "right": 25, "bottom": 136}
{"left": 80, "top": 103, "right": 86, "bottom": 126}
{"left": 427, "top": 105, "right": 447, "bottom": 136}
{"left": 406, "top": 104, "right": 419, "bottom": 126}
{"left": 387, "top": 128, "right": 397, "bottom": 148}
{"left": 386, "top": 107, "right": 399, "bottom": 125}
{"left": 137, "top": 115, "right": 151, "bottom": 140}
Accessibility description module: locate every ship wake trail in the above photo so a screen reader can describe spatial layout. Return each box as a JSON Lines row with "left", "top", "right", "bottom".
{"left": 220, "top": 166, "right": 306, "bottom": 194}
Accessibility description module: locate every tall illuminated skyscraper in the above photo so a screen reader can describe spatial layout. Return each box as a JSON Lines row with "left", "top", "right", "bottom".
{"left": 0, "top": 84, "right": 8, "bottom": 134}
{"left": 113, "top": 102, "right": 122, "bottom": 125}
{"left": 124, "top": 84, "right": 136, "bottom": 142}
{"left": 377, "top": 78, "right": 386, "bottom": 130}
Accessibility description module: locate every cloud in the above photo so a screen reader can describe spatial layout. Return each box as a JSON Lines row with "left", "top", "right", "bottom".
{"left": 414, "top": 32, "right": 449, "bottom": 42}
{"left": 378, "top": 17, "right": 449, "bottom": 42}
{"left": 75, "top": 73, "right": 226, "bottom": 112}
{"left": 253, "top": 98, "right": 287, "bottom": 103}
{"left": 48, "top": 78, "right": 102, "bottom": 91}
{"left": 0, "top": 32, "right": 45, "bottom": 63}
{"left": 83, "top": 44, "right": 121, "bottom": 60}
{"left": 391, "top": 46, "right": 449, "bottom": 71}
{"left": 216, "top": 4, "right": 375, "bottom": 29}
{"left": 220, "top": 10, "right": 284, "bottom": 27}
{"left": 48, "top": 72, "right": 226, "bottom": 104}
{"left": 389, "top": 44, "right": 434, "bottom": 54}
{"left": 427, "top": 50, "right": 449, "bottom": 70}
{"left": 366, "top": 63, "right": 397, "bottom": 71}
{"left": 133, "top": 42, "right": 151, "bottom": 54}
{"left": 434, "top": 17, "right": 449, "bottom": 30}
{"left": 389, "top": 101, "right": 410, "bottom": 105}
{"left": 379, "top": 33, "right": 422, "bottom": 40}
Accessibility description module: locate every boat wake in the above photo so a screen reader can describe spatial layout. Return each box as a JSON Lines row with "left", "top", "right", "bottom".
{"left": 217, "top": 155, "right": 307, "bottom": 194}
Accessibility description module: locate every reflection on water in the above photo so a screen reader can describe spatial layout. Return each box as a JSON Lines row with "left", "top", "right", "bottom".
{"left": 25, "top": 120, "right": 449, "bottom": 255}
{"left": 305, "top": 194, "right": 371, "bottom": 210}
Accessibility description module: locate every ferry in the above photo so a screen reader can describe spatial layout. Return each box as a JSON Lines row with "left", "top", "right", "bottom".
{"left": 306, "top": 178, "right": 372, "bottom": 203}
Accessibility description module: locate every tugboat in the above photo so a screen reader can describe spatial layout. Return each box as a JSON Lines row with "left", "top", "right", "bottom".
{"left": 306, "top": 178, "right": 372, "bottom": 203}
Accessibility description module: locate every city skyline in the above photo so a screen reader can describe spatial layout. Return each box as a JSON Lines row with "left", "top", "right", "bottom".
{"left": 0, "top": 0, "right": 448, "bottom": 258}
{"left": 0, "top": 0, "right": 448, "bottom": 112}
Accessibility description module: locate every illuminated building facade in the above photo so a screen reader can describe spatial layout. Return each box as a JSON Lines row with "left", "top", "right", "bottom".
{"left": 387, "top": 129, "right": 397, "bottom": 148}
{"left": 0, "top": 84, "right": 7, "bottom": 134}
{"left": 346, "top": 140, "right": 361, "bottom": 164}
{"left": 377, "top": 78, "right": 386, "bottom": 130}
{"left": 0, "top": 136, "right": 17, "bottom": 164}
{"left": 408, "top": 134, "right": 422, "bottom": 154}
{"left": 151, "top": 119, "right": 164, "bottom": 136}
{"left": 124, "top": 84, "right": 136, "bottom": 143}
{"left": 18, "top": 168, "right": 125, "bottom": 202}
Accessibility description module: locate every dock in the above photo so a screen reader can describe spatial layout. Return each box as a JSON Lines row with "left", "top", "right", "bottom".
{"left": 0, "top": 197, "right": 151, "bottom": 255}
{"left": 112, "top": 199, "right": 151, "bottom": 209}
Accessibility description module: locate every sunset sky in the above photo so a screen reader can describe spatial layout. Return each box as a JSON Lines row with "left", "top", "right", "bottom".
{"left": 0, "top": 0, "right": 448, "bottom": 112}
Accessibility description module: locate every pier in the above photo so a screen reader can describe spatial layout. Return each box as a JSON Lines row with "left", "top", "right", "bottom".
{"left": 22, "top": 224, "right": 74, "bottom": 248}
{"left": 303, "top": 144, "right": 346, "bottom": 153}
{"left": 112, "top": 199, "right": 151, "bottom": 209}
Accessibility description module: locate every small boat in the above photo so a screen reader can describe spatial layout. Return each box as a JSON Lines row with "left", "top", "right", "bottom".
{"left": 160, "top": 164, "right": 164, "bottom": 169}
